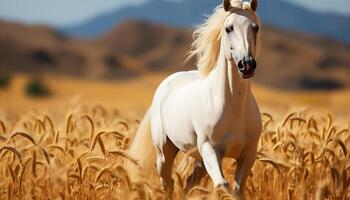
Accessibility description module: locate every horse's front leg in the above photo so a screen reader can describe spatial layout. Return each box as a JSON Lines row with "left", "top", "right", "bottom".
{"left": 197, "top": 137, "right": 228, "bottom": 188}
{"left": 232, "top": 147, "right": 257, "bottom": 200}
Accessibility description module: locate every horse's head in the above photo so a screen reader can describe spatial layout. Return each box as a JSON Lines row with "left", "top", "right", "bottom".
{"left": 222, "top": 0, "right": 261, "bottom": 79}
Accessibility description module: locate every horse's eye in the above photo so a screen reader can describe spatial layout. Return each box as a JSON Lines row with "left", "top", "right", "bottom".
{"left": 252, "top": 23, "right": 259, "bottom": 32}
{"left": 225, "top": 25, "right": 234, "bottom": 33}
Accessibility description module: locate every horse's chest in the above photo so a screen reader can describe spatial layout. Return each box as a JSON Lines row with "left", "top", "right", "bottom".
{"left": 210, "top": 101, "right": 253, "bottom": 158}
{"left": 214, "top": 130, "right": 246, "bottom": 158}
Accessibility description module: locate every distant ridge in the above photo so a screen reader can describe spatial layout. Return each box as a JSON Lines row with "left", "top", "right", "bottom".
{"left": 1, "top": 19, "right": 350, "bottom": 90}
{"left": 61, "top": 0, "right": 350, "bottom": 43}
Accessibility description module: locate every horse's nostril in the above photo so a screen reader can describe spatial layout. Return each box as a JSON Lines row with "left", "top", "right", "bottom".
{"left": 238, "top": 60, "right": 244, "bottom": 70}
{"left": 244, "top": 58, "right": 256, "bottom": 71}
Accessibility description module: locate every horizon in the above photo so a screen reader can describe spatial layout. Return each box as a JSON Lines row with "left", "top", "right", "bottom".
{"left": 0, "top": 0, "right": 349, "bottom": 27}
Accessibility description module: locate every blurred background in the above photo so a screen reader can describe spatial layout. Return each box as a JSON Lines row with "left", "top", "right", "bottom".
{"left": 0, "top": 0, "right": 349, "bottom": 117}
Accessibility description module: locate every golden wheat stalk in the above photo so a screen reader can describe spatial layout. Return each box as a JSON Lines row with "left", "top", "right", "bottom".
{"left": 14, "top": 164, "right": 20, "bottom": 178}
{"left": 261, "top": 112, "right": 274, "bottom": 121}
{"left": 326, "top": 114, "right": 333, "bottom": 130}
{"left": 90, "top": 131, "right": 106, "bottom": 151}
{"left": 186, "top": 186, "right": 211, "bottom": 199}
{"left": 108, "top": 150, "right": 142, "bottom": 171}
{"left": 54, "top": 131, "right": 60, "bottom": 144}
{"left": 7, "top": 183, "right": 13, "bottom": 200}
{"left": 282, "top": 112, "right": 297, "bottom": 127}
{"left": 308, "top": 130, "right": 321, "bottom": 142}
{"left": 44, "top": 115, "right": 55, "bottom": 133}
{"left": 325, "top": 127, "right": 335, "bottom": 141}
{"left": 307, "top": 116, "right": 318, "bottom": 132}
{"left": 68, "top": 174, "right": 82, "bottom": 183}
{"left": 326, "top": 139, "right": 347, "bottom": 156}
{"left": 92, "top": 105, "right": 107, "bottom": 117}
{"left": 315, "top": 181, "right": 328, "bottom": 200}
{"left": 290, "top": 117, "right": 307, "bottom": 129}
{"left": 97, "top": 137, "right": 106, "bottom": 155}
{"left": 302, "top": 151, "right": 315, "bottom": 165}
{"left": 0, "top": 135, "right": 7, "bottom": 142}
{"left": 341, "top": 169, "right": 348, "bottom": 192}
{"left": 95, "top": 167, "right": 115, "bottom": 182}
{"left": 258, "top": 158, "right": 287, "bottom": 173}
{"left": 0, "top": 120, "right": 6, "bottom": 134}
{"left": 39, "top": 147, "right": 50, "bottom": 164}
{"left": 0, "top": 146, "right": 23, "bottom": 164}
{"left": 82, "top": 164, "right": 99, "bottom": 181}
{"left": 173, "top": 172, "right": 184, "bottom": 190}
{"left": 35, "top": 119, "right": 46, "bottom": 133}
{"left": 335, "top": 128, "right": 349, "bottom": 137}
{"left": 114, "top": 165, "right": 131, "bottom": 189}
{"left": 117, "top": 121, "right": 129, "bottom": 131}
{"left": 81, "top": 113, "right": 94, "bottom": 140}
{"left": 85, "top": 156, "right": 106, "bottom": 164}
{"left": 7, "top": 164, "right": 16, "bottom": 182}
{"left": 38, "top": 133, "right": 47, "bottom": 144}
{"left": 10, "top": 132, "right": 36, "bottom": 145}
{"left": 105, "top": 131, "right": 125, "bottom": 140}
{"left": 32, "top": 150, "right": 37, "bottom": 177}
{"left": 65, "top": 113, "right": 73, "bottom": 135}
{"left": 47, "top": 144, "right": 65, "bottom": 154}
{"left": 76, "top": 157, "right": 83, "bottom": 179}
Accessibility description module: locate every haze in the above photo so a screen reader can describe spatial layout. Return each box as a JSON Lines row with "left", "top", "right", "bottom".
{"left": 0, "top": 0, "right": 349, "bottom": 26}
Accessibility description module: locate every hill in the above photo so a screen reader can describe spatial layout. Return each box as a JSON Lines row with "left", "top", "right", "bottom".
{"left": 0, "top": 20, "right": 142, "bottom": 80}
{"left": 1, "top": 19, "right": 350, "bottom": 90}
{"left": 61, "top": 0, "right": 350, "bottom": 43}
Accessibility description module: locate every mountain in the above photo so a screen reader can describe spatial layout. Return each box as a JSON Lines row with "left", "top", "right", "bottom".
{"left": 1, "top": 19, "right": 350, "bottom": 90}
{"left": 61, "top": 0, "right": 350, "bottom": 43}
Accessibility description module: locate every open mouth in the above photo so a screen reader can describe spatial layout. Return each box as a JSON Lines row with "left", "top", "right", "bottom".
{"left": 241, "top": 72, "right": 254, "bottom": 79}
{"left": 239, "top": 72, "right": 254, "bottom": 79}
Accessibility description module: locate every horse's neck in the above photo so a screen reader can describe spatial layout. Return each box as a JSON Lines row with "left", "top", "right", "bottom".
{"left": 206, "top": 48, "right": 252, "bottom": 114}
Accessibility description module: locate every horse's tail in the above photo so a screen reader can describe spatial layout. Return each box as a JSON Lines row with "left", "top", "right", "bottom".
{"left": 127, "top": 108, "right": 157, "bottom": 181}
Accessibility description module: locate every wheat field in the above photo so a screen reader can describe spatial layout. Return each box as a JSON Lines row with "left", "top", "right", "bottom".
{"left": 0, "top": 103, "right": 349, "bottom": 200}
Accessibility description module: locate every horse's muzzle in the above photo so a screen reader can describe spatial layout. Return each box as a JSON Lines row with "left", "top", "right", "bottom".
{"left": 237, "top": 57, "right": 256, "bottom": 79}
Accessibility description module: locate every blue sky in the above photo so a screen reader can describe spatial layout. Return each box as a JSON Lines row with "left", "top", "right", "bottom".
{"left": 0, "top": 0, "right": 349, "bottom": 27}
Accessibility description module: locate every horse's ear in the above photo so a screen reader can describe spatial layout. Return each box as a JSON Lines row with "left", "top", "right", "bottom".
{"left": 250, "top": 0, "right": 258, "bottom": 11}
{"left": 223, "top": 0, "right": 232, "bottom": 12}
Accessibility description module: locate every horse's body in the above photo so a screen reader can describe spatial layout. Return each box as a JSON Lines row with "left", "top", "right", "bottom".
{"left": 152, "top": 58, "right": 261, "bottom": 161}
{"left": 128, "top": 0, "right": 262, "bottom": 199}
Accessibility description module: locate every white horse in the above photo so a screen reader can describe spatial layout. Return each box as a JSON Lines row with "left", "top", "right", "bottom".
{"left": 128, "top": 0, "right": 262, "bottom": 199}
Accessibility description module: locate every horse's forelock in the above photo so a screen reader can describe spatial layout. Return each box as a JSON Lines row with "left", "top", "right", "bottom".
{"left": 230, "top": 0, "right": 243, "bottom": 9}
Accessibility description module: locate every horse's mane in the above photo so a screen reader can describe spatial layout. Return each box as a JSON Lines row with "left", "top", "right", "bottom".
{"left": 187, "top": 0, "right": 255, "bottom": 76}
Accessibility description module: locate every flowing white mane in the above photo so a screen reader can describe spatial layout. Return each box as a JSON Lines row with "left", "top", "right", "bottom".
{"left": 187, "top": 0, "right": 257, "bottom": 76}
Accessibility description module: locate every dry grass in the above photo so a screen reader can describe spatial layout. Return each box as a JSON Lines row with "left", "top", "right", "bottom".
{"left": 0, "top": 104, "right": 349, "bottom": 200}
